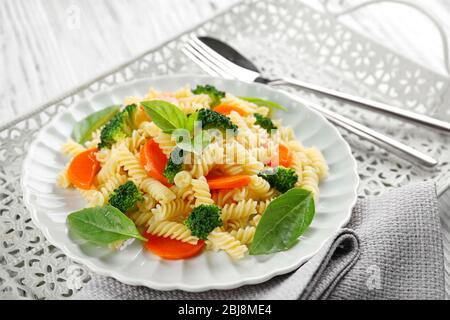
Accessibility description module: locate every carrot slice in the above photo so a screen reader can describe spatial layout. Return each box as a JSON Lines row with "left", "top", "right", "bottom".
{"left": 207, "top": 175, "right": 251, "bottom": 190}
{"left": 140, "top": 139, "right": 170, "bottom": 185}
{"left": 143, "top": 233, "right": 205, "bottom": 260}
{"left": 214, "top": 104, "right": 248, "bottom": 116}
{"left": 270, "top": 144, "right": 292, "bottom": 168}
{"left": 67, "top": 148, "right": 100, "bottom": 190}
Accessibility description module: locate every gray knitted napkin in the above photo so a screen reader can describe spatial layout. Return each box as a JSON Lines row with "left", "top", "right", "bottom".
{"left": 76, "top": 181, "right": 445, "bottom": 300}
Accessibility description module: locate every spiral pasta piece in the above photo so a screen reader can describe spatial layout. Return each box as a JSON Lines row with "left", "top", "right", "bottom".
{"left": 222, "top": 141, "right": 262, "bottom": 175}
{"left": 95, "top": 148, "right": 112, "bottom": 165}
{"left": 279, "top": 126, "right": 296, "bottom": 144}
{"left": 173, "top": 171, "right": 192, "bottom": 188}
{"left": 132, "top": 195, "right": 157, "bottom": 228}
{"left": 287, "top": 139, "right": 305, "bottom": 152}
{"left": 242, "top": 160, "right": 264, "bottom": 176}
{"left": 117, "top": 144, "right": 147, "bottom": 185}
{"left": 211, "top": 190, "right": 226, "bottom": 207}
{"left": 191, "top": 176, "right": 214, "bottom": 207}
{"left": 299, "top": 164, "right": 320, "bottom": 201}
{"left": 212, "top": 188, "right": 249, "bottom": 207}
{"left": 140, "top": 177, "right": 176, "bottom": 204}
{"left": 256, "top": 198, "right": 273, "bottom": 215}
{"left": 171, "top": 185, "right": 194, "bottom": 202}
{"left": 152, "top": 199, "right": 192, "bottom": 221}
{"left": 178, "top": 94, "right": 211, "bottom": 114}
{"left": 250, "top": 142, "right": 276, "bottom": 164}
{"left": 61, "top": 139, "right": 86, "bottom": 157}
{"left": 306, "top": 147, "right": 328, "bottom": 180}
{"left": 290, "top": 152, "right": 303, "bottom": 184}
{"left": 147, "top": 220, "right": 198, "bottom": 245}
{"left": 154, "top": 132, "right": 176, "bottom": 157}
{"left": 221, "top": 199, "right": 257, "bottom": 222}
{"left": 248, "top": 176, "right": 271, "bottom": 199}
{"left": 240, "top": 127, "right": 271, "bottom": 150}
{"left": 250, "top": 214, "right": 262, "bottom": 227}
{"left": 230, "top": 226, "right": 256, "bottom": 245}
{"left": 129, "top": 210, "right": 153, "bottom": 228}
{"left": 173, "top": 85, "right": 193, "bottom": 99}
{"left": 79, "top": 189, "right": 106, "bottom": 207}
{"left": 219, "top": 164, "right": 244, "bottom": 176}
{"left": 189, "top": 144, "right": 223, "bottom": 178}
{"left": 225, "top": 219, "right": 247, "bottom": 231}
{"left": 138, "top": 121, "right": 161, "bottom": 138}
{"left": 122, "top": 130, "right": 146, "bottom": 153}
{"left": 207, "top": 228, "right": 248, "bottom": 259}
{"left": 97, "top": 147, "right": 121, "bottom": 185}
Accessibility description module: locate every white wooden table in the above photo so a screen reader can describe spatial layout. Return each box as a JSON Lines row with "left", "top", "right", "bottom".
{"left": 1, "top": 0, "right": 449, "bottom": 127}
{"left": 0, "top": 0, "right": 237, "bottom": 125}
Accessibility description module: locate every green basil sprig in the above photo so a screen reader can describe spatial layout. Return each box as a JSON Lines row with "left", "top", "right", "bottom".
{"left": 142, "top": 101, "right": 210, "bottom": 153}
{"left": 72, "top": 105, "right": 120, "bottom": 144}
{"left": 249, "top": 188, "right": 315, "bottom": 255}
{"left": 141, "top": 100, "right": 187, "bottom": 134}
{"left": 67, "top": 205, "right": 146, "bottom": 245}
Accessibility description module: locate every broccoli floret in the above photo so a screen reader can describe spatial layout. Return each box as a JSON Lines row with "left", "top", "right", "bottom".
{"left": 258, "top": 167, "right": 298, "bottom": 193}
{"left": 108, "top": 181, "right": 143, "bottom": 213}
{"left": 122, "top": 104, "right": 139, "bottom": 129}
{"left": 164, "top": 148, "right": 185, "bottom": 184}
{"left": 197, "top": 109, "right": 238, "bottom": 134}
{"left": 254, "top": 113, "right": 277, "bottom": 132}
{"left": 192, "top": 85, "right": 225, "bottom": 107}
{"left": 98, "top": 104, "right": 139, "bottom": 149}
{"left": 184, "top": 204, "right": 223, "bottom": 240}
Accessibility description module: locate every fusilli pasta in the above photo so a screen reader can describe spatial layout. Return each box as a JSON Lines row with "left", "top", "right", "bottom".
{"left": 221, "top": 199, "right": 257, "bottom": 222}
{"left": 207, "top": 228, "right": 248, "bottom": 259}
{"left": 57, "top": 85, "right": 328, "bottom": 261}
{"left": 191, "top": 176, "right": 214, "bottom": 207}
{"left": 61, "top": 139, "right": 86, "bottom": 157}
{"left": 154, "top": 132, "right": 176, "bottom": 157}
{"left": 230, "top": 226, "right": 256, "bottom": 245}
{"left": 140, "top": 177, "right": 176, "bottom": 204}
{"left": 147, "top": 220, "right": 198, "bottom": 245}
{"left": 152, "top": 199, "right": 192, "bottom": 221}
{"left": 117, "top": 144, "right": 147, "bottom": 185}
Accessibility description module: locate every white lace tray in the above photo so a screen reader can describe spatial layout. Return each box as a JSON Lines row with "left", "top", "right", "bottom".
{"left": 1, "top": 0, "right": 449, "bottom": 299}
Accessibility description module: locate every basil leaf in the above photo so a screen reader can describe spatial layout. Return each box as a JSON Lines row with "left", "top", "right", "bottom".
{"left": 67, "top": 205, "right": 146, "bottom": 245}
{"left": 239, "top": 97, "right": 287, "bottom": 117}
{"left": 72, "top": 105, "right": 120, "bottom": 144}
{"left": 141, "top": 100, "right": 187, "bottom": 133}
{"left": 249, "top": 188, "right": 315, "bottom": 255}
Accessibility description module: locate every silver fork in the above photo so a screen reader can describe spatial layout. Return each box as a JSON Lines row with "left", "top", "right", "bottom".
{"left": 182, "top": 36, "right": 438, "bottom": 168}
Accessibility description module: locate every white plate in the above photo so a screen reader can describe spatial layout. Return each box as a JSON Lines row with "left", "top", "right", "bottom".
{"left": 21, "top": 75, "right": 359, "bottom": 292}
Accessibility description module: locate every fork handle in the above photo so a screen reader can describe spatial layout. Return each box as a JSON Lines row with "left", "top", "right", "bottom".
{"left": 280, "top": 91, "right": 438, "bottom": 168}
{"left": 269, "top": 77, "right": 450, "bottom": 132}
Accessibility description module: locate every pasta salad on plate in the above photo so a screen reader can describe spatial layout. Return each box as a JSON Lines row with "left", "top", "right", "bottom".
{"left": 57, "top": 84, "right": 328, "bottom": 261}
